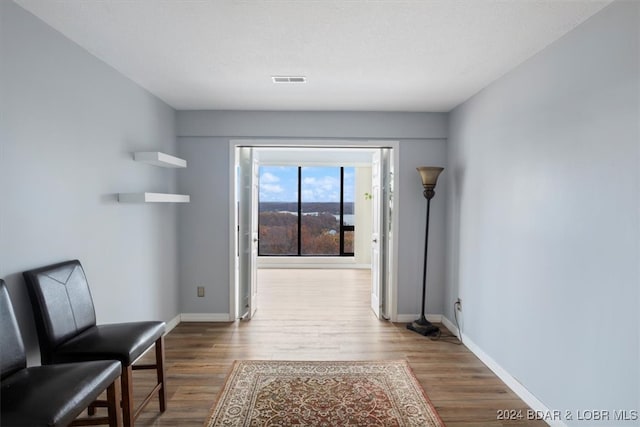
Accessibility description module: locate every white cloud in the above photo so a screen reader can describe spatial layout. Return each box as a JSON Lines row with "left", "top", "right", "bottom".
{"left": 261, "top": 183, "right": 284, "bottom": 194}
{"left": 261, "top": 172, "right": 280, "bottom": 183}
{"left": 303, "top": 176, "right": 338, "bottom": 191}
{"left": 301, "top": 176, "right": 340, "bottom": 202}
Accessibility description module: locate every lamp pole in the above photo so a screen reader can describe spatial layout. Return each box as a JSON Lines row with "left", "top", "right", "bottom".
{"left": 407, "top": 167, "right": 443, "bottom": 336}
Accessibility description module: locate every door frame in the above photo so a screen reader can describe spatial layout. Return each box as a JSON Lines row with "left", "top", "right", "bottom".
{"left": 229, "top": 139, "right": 400, "bottom": 321}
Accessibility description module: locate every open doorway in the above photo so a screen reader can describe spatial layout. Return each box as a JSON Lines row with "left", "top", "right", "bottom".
{"left": 230, "top": 142, "right": 398, "bottom": 322}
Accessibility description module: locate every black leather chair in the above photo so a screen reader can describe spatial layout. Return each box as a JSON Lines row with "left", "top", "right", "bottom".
{"left": 1, "top": 279, "right": 122, "bottom": 427}
{"left": 23, "top": 260, "right": 167, "bottom": 427}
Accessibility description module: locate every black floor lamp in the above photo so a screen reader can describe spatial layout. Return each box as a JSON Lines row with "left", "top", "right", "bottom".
{"left": 407, "top": 166, "right": 444, "bottom": 337}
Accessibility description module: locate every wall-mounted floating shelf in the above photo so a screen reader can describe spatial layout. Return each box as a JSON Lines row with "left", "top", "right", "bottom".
{"left": 134, "top": 151, "right": 187, "bottom": 168}
{"left": 120, "top": 151, "right": 190, "bottom": 204}
{"left": 118, "top": 192, "right": 190, "bottom": 203}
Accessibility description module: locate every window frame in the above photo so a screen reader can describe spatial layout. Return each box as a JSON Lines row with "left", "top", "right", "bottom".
{"left": 258, "top": 166, "right": 354, "bottom": 257}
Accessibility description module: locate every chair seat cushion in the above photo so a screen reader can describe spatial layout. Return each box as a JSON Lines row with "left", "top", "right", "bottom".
{"left": 51, "top": 321, "right": 165, "bottom": 366}
{"left": 1, "top": 360, "right": 121, "bottom": 427}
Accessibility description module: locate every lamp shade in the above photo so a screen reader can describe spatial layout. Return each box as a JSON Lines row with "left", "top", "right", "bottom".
{"left": 417, "top": 167, "right": 444, "bottom": 188}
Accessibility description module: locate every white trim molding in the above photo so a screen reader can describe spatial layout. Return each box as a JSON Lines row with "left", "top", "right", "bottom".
{"left": 164, "top": 314, "right": 182, "bottom": 334}
{"left": 180, "top": 313, "right": 233, "bottom": 322}
{"left": 258, "top": 262, "right": 372, "bottom": 270}
{"left": 441, "top": 315, "right": 567, "bottom": 427}
{"left": 440, "top": 316, "right": 459, "bottom": 338}
{"left": 395, "top": 314, "right": 442, "bottom": 323}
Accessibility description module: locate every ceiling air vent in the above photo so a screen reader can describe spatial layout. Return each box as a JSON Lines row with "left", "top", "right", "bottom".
{"left": 272, "top": 76, "right": 307, "bottom": 83}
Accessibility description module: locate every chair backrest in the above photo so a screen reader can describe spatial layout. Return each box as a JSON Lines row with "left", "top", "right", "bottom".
{"left": 0, "top": 279, "right": 27, "bottom": 380}
{"left": 23, "top": 260, "right": 96, "bottom": 363}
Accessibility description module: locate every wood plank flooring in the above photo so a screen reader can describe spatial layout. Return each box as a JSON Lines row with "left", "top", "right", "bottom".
{"left": 129, "top": 269, "right": 545, "bottom": 426}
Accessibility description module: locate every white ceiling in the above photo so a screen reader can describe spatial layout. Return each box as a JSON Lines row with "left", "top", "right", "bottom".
{"left": 15, "top": 0, "right": 611, "bottom": 112}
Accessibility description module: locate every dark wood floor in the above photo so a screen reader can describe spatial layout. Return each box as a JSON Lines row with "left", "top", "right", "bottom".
{"left": 128, "top": 269, "right": 545, "bottom": 426}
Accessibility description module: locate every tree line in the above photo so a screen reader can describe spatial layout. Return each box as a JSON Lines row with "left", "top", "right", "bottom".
{"left": 258, "top": 211, "right": 352, "bottom": 255}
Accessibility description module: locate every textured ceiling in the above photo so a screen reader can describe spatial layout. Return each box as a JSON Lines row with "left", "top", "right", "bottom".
{"left": 14, "top": 0, "right": 612, "bottom": 112}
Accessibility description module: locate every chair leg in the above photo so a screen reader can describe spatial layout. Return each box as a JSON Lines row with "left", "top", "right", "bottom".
{"left": 155, "top": 335, "right": 167, "bottom": 412}
{"left": 107, "top": 377, "right": 123, "bottom": 427}
{"left": 88, "top": 403, "right": 97, "bottom": 416}
{"left": 121, "top": 365, "right": 134, "bottom": 427}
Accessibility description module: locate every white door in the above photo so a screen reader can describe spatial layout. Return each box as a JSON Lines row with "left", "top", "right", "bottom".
{"left": 238, "top": 147, "right": 259, "bottom": 319}
{"left": 380, "top": 148, "right": 393, "bottom": 320}
{"left": 370, "top": 150, "right": 382, "bottom": 318}
{"left": 370, "top": 148, "right": 393, "bottom": 320}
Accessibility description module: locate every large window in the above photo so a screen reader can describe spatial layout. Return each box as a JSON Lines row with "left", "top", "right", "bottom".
{"left": 259, "top": 166, "right": 354, "bottom": 256}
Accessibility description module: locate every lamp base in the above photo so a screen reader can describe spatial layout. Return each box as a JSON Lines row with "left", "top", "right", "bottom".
{"left": 406, "top": 317, "right": 440, "bottom": 336}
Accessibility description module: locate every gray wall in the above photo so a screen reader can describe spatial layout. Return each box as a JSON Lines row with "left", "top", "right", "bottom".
{"left": 446, "top": 1, "right": 639, "bottom": 423}
{"left": 0, "top": 2, "right": 180, "bottom": 363}
{"left": 176, "top": 137, "right": 231, "bottom": 315}
{"left": 177, "top": 111, "right": 447, "bottom": 140}
{"left": 176, "top": 111, "right": 448, "bottom": 317}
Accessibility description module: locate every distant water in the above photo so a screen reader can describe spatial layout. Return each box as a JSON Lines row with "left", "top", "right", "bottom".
{"left": 260, "top": 202, "right": 355, "bottom": 225}
{"left": 259, "top": 208, "right": 355, "bottom": 226}
{"left": 259, "top": 202, "right": 354, "bottom": 215}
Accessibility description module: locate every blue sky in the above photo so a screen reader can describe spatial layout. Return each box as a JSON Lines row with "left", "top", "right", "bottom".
{"left": 259, "top": 166, "right": 354, "bottom": 202}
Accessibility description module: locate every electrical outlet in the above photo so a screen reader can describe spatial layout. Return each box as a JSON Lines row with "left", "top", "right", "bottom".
{"left": 197, "top": 286, "right": 205, "bottom": 297}
{"left": 455, "top": 298, "right": 462, "bottom": 311}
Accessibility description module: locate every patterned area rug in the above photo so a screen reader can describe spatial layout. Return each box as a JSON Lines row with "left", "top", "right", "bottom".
{"left": 205, "top": 360, "right": 445, "bottom": 426}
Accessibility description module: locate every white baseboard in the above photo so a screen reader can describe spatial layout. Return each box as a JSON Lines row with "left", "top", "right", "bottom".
{"left": 258, "top": 263, "right": 371, "bottom": 269}
{"left": 440, "top": 315, "right": 459, "bottom": 337}
{"left": 180, "top": 313, "right": 232, "bottom": 322}
{"left": 396, "top": 314, "right": 442, "bottom": 323}
{"left": 441, "top": 315, "right": 566, "bottom": 427}
{"left": 165, "top": 314, "right": 181, "bottom": 334}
